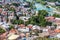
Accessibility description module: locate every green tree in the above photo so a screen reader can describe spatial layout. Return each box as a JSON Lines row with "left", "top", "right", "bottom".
{"left": 30, "top": 2, "right": 34, "bottom": 9}
{"left": 0, "top": 28, "right": 6, "bottom": 34}
{"left": 26, "top": 10, "right": 49, "bottom": 27}
{"left": 53, "top": 13, "right": 60, "bottom": 18}
{"left": 46, "top": 21, "right": 52, "bottom": 26}
{"left": 26, "top": 14, "right": 47, "bottom": 27}
{"left": 12, "top": 3, "right": 20, "bottom": 7}
{"left": 18, "top": 20, "right": 24, "bottom": 24}
{"left": 27, "top": 16, "right": 36, "bottom": 25}
{"left": 12, "top": 19, "right": 17, "bottom": 24}
{"left": 38, "top": 15, "right": 47, "bottom": 27}
{"left": 9, "top": 25, "right": 14, "bottom": 30}
{"left": 12, "top": 19, "right": 24, "bottom": 24}
{"left": 38, "top": 10, "right": 48, "bottom": 17}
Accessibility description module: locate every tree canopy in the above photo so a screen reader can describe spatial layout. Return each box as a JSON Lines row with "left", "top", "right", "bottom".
{"left": 0, "top": 28, "right": 6, "bottom": 34}
{"left": 38, "top": 10, "right": 48, "bottom": 17}
{"left": 9, "top": 25, "right": 14, "bottom": 30}
{"left": 12, "top": 19, "right": 24, "bottom": 24}
{"left": 26, "top": 10, "right": 52, "bottom": 27}
{"left": 12, "top": 3, "right": 20, "bottom": 7}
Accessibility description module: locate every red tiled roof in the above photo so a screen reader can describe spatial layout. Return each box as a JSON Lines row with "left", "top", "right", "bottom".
{"left": 45, "top": 16, "right": 55, "bottom": 22}
{"left": 54, "top": 29, "right": 60, "bottom": 33}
